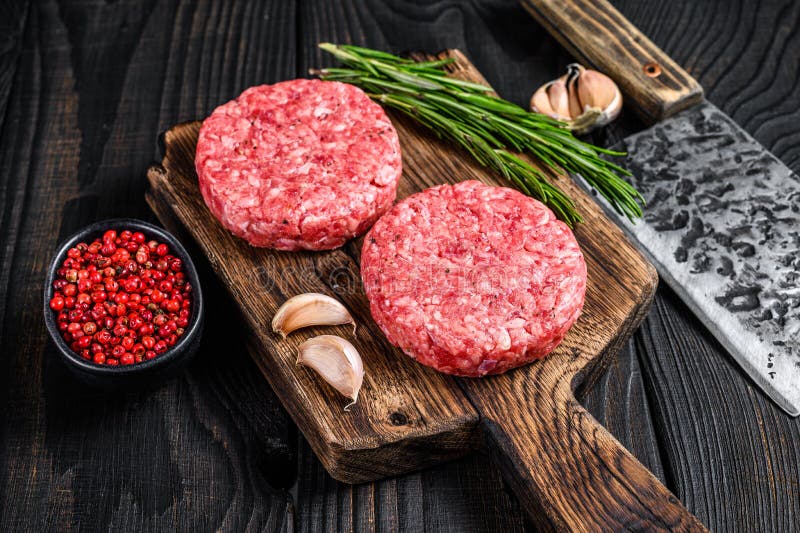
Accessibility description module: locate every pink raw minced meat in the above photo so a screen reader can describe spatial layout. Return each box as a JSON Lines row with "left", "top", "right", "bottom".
{"left": 195, "top": 79, "right": 402, "bottom": 250}
{"left": 361, "top": 180, "right": 586, "bottom": 377}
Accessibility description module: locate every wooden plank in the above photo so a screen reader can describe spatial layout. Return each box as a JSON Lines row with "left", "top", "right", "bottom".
{"left": 295, "top": 1, "right": 670, "bottom": 529}
{"left": 0, "top": 1, "right": 297, "bottom": 531}
{"left": 293, "top": 437, "right": 530, "bottom": 533}
{"left": 579, "top": 337, "right": 667, "bottom": 485}
{"left": 294, "top": 2, "right": 549, "bottom": 529}
{"left": 0, "top": 1, "right": 28, "bottom": 132}
{"left": 636, "top": 288, "right": 800, "bottom": 531}
{"left": 296, "top": 9, "right": 562, "bottom": 530}
{"left": 438, "top": 53, "right": 687, "bottom": 524}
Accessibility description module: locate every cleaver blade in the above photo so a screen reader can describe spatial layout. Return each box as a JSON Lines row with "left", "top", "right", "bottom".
{"left": 520, "top": 0, "right": 799, "bottom": 415}
{"left": 599, "top": 100, "right": 800, "bottom": 416}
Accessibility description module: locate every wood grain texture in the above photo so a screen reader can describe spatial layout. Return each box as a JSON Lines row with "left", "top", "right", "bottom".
{"left": 520, "top": 0, "right": 704, "bottom": 122}
{"left": 294, "top": 437, "right": 529, "bottom": 533}
{"left": 1, "top": 0, "right": 800, "bottom": 531}
{"left": 580, "top": 337, "right": 666, "bottom": 485}
{"left": 0, "top": 1, "right": 297, "bottom": 531}
{"left": 0, "top": 0, "right": 28, "bottom": 132}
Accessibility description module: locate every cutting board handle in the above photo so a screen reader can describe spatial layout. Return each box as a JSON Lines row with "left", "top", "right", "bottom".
{"left": 476, "top": 376, "right": 707, "bottom": 530}
{"left": 520, "top": 0, "right": 703, "bottom": 122}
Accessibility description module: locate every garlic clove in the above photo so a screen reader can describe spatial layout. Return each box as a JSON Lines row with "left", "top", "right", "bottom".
{"left": 545, "top": 80, "right": 571, "bottom": 121}
{"left": 578, "top": 70, "right": 622, "bottom": 109}
{"left": 297, "top": 335, "right": 365, "bottom": 410}
{"left": 272, "top": 293, "right": 356, "bottom": 338}
{"left": 577, "top": 69, "right": 616, "bottom": 110}
{"left": 576, "top": 69, "right": 622, "bottom": 131}
{"left": 530, "top": 84, "right": 555, "bottom": 116}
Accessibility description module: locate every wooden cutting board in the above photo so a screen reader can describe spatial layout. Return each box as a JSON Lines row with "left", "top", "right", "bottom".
{"left": 146, "top": 50, "right": 704, "bottom": 530}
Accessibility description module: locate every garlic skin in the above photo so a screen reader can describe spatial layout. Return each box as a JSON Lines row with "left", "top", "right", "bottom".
{"left": 297, "top": 335, "right": 365, "bottom": 410}
{"left": 272, "top": 293, "right": 356, "bottom": 338}
{"left": 530, "top": 63, "right": 622, "bottom": 134}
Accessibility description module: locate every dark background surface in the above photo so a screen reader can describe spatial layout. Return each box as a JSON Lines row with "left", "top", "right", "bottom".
{"left": 1, "top": 0, "right": 798, "bottom": 531}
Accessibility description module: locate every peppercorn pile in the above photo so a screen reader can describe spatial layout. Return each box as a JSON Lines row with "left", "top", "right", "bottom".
{"left": 49, "top": 229, "right": 193, "bottom": 366}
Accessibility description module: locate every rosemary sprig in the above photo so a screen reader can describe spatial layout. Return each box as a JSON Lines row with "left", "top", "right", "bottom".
{"left": 313, "top": 43, "right": 645, "bottom": 226}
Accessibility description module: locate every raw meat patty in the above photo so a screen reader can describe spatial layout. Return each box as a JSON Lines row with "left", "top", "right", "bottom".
{"left": 195, "top": 79, "right": 402, "bottom": 250}
{"left": 361, "top": 180, "right": 586, "bottom": 377}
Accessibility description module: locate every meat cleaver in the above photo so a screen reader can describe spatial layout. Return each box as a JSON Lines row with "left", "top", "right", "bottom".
{"left": 522, "top": 0, "right": 800, "bottom": 416}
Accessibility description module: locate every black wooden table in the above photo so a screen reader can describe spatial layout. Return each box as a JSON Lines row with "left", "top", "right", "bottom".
{"left": 1, "top": 1, "right": 798, "bottom": 531}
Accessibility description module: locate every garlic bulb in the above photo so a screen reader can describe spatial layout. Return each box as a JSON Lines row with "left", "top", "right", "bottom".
{"left": 272, "top": 293, "right": 356, "bottom": 338}
{"left": 297, "top": 335, "right": 365, "bottom": 410}
{"left": 530, "top": 64, "right": 622, "bottom": 134}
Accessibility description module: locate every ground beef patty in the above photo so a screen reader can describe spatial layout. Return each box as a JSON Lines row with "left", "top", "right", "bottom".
{"left": 195, "top": 79, "right": 402, "bottom": 250}
{"left": 361, "top": 180, "right": 586, "bottom": 377}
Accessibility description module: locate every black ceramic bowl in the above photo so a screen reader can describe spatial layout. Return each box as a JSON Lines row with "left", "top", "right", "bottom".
{"left": 44, "top": 218, "right": 204, "bottom": 388}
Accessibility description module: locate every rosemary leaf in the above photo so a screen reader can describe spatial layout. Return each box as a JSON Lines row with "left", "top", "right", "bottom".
{"left": 315, "top": 43, "right": 644, "bottom": 225}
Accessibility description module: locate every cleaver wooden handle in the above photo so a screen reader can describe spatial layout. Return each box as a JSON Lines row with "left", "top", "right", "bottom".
{"left": 460, "top": 323, "right": 708, "bottom": 531}
{"left": 468, "top": 379, "right": 708, "bottom": 531}
{"left": 520, "top": 0, "right": 703, "bottom": 122}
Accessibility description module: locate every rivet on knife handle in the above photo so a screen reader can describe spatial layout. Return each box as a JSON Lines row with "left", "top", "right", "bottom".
{"left": 520, "top": 0, "right": 703, "bottom": 123}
